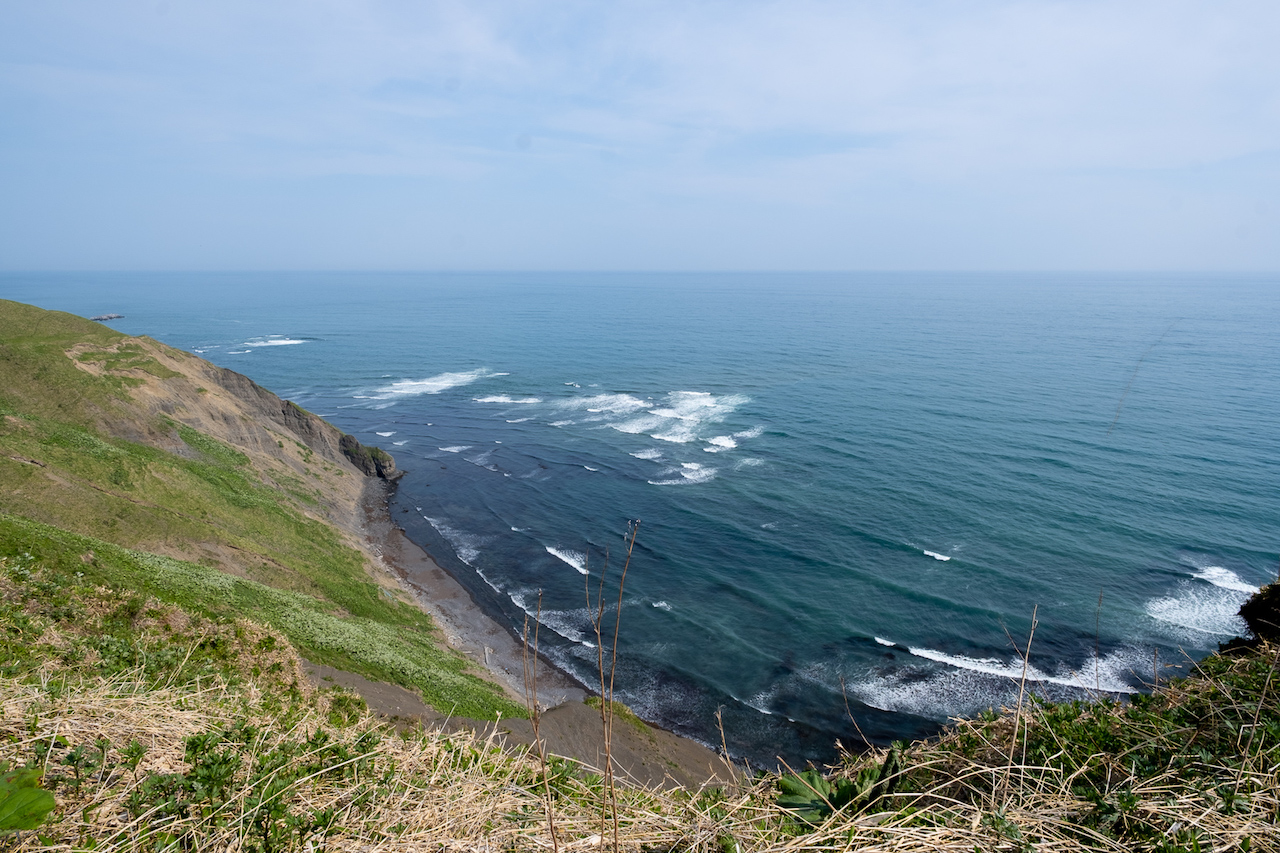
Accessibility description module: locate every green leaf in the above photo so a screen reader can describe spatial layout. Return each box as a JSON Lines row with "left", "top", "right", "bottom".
{"left": 0, "top": 767, "right": 57, "bottom": 834}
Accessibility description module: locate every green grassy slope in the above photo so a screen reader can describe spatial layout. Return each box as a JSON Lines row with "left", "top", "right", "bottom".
{"left": 0, "top": 300, "right": 522, "bottom": 720}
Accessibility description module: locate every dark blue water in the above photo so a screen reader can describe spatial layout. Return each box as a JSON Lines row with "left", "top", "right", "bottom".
{"left": 4, "top": 271, "right": 1277, "bottom": 766}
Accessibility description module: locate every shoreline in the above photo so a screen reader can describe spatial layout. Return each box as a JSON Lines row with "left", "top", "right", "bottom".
{"left": 351, "top": 476, "right": 735, "bottom": 788}
{"left": 358, "top": 477, "right": 587, "bottom": 709}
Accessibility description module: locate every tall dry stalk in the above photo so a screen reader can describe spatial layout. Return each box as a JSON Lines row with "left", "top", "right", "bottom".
{"left": 1001, "top": 604, "right": 1038, "bottom": 807}
{"left": 585, "top": 519, "right": 640, "bottom": 852}
{"left": 522, "top": 593, "right": 558, "bottom": 853}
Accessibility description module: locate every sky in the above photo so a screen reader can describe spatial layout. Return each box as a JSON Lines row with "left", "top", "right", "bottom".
{"left": 1, "top": 1, "right": 1278, "bottom": 271}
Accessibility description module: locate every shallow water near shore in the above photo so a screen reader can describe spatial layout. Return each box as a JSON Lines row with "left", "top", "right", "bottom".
{"left": 5, "top": 271, "right": 1278, "bottom": 767}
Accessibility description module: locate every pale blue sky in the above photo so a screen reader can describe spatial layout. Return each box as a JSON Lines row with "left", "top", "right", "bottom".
{"left": 2, "top": 1, "right": 1277, "bottom": 271}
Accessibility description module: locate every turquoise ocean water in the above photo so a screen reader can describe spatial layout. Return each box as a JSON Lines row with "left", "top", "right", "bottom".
{"left": 4, "top": 272, "right": 1277, "bottom": 766}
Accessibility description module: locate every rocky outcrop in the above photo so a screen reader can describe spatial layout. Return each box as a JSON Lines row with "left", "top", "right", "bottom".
{"left": 340, "top": 434, "right": 403, "bottom": 481}
{"left": 1240, "top": 582, "right": 1280, "bottom": 643}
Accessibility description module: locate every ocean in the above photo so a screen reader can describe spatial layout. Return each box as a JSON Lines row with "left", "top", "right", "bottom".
{"left": 4, "top": 271, "right": 1277, "bottom": 767}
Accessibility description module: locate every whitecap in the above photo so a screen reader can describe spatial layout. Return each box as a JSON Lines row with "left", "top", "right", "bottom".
{"left": 1193, "top": 566, "right": 1260, "bottom": 594}
{"left": 611, "top": 415, "right": 665, "bottom": 435}
{"left": 653, "top": 426, "right": 697, "bottom": 443}
{"left": 374, "top": 369, "right": 499, "bottom": 398}
{"left": 557, "top": 393, "right": 649, "bottom": 416}
{"left": 506, "top": 417, "right": 532, "bottom": 423}
{"left": 606, "top": 390, "right": 749, "bottom": 444}
{"left": 227, "top": 350, "right": 251, "bottom": 354}
{"left": 509, "top": 592, "right": 595, "bottom": 646}
{"left": 630, "top": 448, "right": 663, "bottom": 460}
{"left": 376, "top": 431, "right": 396, "bottom": 437}
{"left": 550, "top": 420, "right": 574, "bottom": 427}
{"left": 244, "top": 336, "right": 309, "bottom": 347}
{"left": 704, "top": 435, "right": 737, "bottom": 453}
{"left": 734, "top": 426, "right": 764, "bottom": 440}
{"left": 652, "top": 601, "right": 673, "bottom": 611}
{"left": 474, "top": 395, "right": 541, "bottom": 404}
{"left": 649, "top": 462, "right": 717, "bottom": 486}
{"left": 584, "top": 465, "right": 599, "bottom": 472}
{"left": 423, "top": 516, "right": 485, "bottom": 567}
{"left": 392, "top": 440, "right": 408, "bottom": 446}
{"left": 439, "top": 445, "right": 471, "bottom": 453}
{"left": 851, "top": 645, "right": 1145, "bottom": 719}
{"left": 546, "top": 546, "right": 589, "bottom": 575}
{"left": 923, "top": 550, "right": 952, "bottom": 562}
{"left": 1146, "top": 585, "right": 1250, "bottom": 639}
{"left": 903, "top": 645, "right": 1138, "bottom": 693}
{"left": 736, "top": 458, "right": 765, "bottom": 469}
{"left": 874, "top": 637, "right": 895, "bottom": 647}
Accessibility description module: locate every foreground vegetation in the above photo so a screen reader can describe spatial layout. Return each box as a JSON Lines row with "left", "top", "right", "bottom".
{"left": 3, "top": 546, "right": 1277, "bottom": 851}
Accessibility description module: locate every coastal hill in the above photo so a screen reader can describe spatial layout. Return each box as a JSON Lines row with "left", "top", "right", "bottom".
{"left": 1, "top": 300, "right": 1276, "bottom": 851}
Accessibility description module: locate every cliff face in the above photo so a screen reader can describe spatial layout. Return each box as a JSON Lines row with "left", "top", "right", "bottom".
{"left": 184, "top": 359, "right": 402, "bottom": 482}
{"left": 63, "top": 334, "right": 401, "bottom": 531}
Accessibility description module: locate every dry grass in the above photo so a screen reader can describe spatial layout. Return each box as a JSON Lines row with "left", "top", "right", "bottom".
{"left": 5, "top": 645, "right": 1277, "bottom": 852}
{"left": 3, "top": 552, "right": 1277, "bottom": 851}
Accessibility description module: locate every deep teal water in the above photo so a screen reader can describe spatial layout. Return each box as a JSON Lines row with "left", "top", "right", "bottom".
{"left": 4, "top": 271, "right": 1277, "bottom": 766}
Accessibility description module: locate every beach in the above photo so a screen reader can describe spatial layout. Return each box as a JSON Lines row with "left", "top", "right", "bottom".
{"left": 320, "top": 477, "right": 734, "bottom": 789}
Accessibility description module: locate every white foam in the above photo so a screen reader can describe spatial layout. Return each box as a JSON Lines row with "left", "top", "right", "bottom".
{"left": 611, "top": 414, "right": 665, "bottom": 435}
{"left": 546, "top": 546, "right": 589, "bottom": 575}
{"left": 227, "top": 350, "right": 251, "bottom": 354}
{"left": 923, "top": 550, "right": 952, "bottom": 562}
{"left": 475, "top": 568, "right": 503, "bottom": 595}
{"left": 583, "top": 465, "right": 599, "bottom": 472}
{"left": 1193, "top": 566, "right": 1259, "bottom": 594}
{"left": 1146, "top": 585, "right": 1249, "bottom": 639}
{"left": 630, "top": 448, "right": 663, "bottom": 460}
{"left": 652, "top": 601, "right": 673, "bottom": 611}
{"left": 374, "top": 369, "right": 498, "bottom": 398}
{"left": 648, "top": 462, "right": 717, "bottom": 486}
{"left": 509, "top": 593, "right": 598, "bottom": 647}
{"left": 506, "top": 417, "right": 532, "bottom": 423}
{"left": 558, "top": 393, "right": 649, "bottom": 416}
{"left": 903, "top": 644, "right": 1138, "bottom": 694}
{"left": 734, "top": 426, "right": 764, "bottom": 440}
{"left": 392, "top": 440, "right": 408, "bottom": 446}
{"left": 736, "top": 458, "right": 765, "bottom": 469}
{"left": 550, "top": 420, "right": 574, "bottom": 427}
{"left": 760, "top": 521, "right": 778, "bottom": 530}
{"left": 439, "top": 445, "right": 471, "bottom": 453}
{"left": 474, "top": 395, "right": 541, "bottom": 404}
{"left": 704, "top": 435, "right": 737, "bottom": 452}
{"left": 606, "top": 390, "right": 749, "bottom": 444}
{"left": 851, "top": 645, "right": 1143, "bottom": 719}
{"left": 423, "top": 516, "right": 485, "bottom": 567}
{"left": 376, "top": 431, "right": 396, "bottom": 437}
{"left": 745, "top": 692, "right": 776, "bottom": 715}
{"left": 244, "top": 336, "right": 308, "bottom": 347}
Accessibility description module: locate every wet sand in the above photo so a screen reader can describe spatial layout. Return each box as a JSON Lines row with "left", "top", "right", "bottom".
{"left": 338, "top": 479, "right": 734, "bottom": 789}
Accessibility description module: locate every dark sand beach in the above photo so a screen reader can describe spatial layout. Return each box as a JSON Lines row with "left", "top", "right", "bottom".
{"left": 305, "top": 480, "right": 734, "bottom": 790}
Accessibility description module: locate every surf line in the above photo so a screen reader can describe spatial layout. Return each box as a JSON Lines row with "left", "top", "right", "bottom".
{"left": 1107, "top": 319, "right": 1178, "bottom": 436}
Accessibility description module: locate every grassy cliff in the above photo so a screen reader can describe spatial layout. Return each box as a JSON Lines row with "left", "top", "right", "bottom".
{"left": 0, "top": 300, "right": 520, "bottom": 721}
